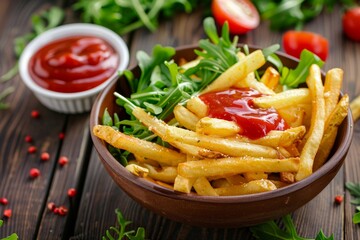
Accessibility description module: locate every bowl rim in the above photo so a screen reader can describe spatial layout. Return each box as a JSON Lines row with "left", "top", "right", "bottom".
{"left": 90, "top": 44, "right": 354, "bottom": 204}
{"left": 19, "top": 23, "right": 129, "bottom": 99}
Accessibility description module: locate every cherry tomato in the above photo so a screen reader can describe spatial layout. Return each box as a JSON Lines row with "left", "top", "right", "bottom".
{"left": 282, "top": 31, "right": 329, "bottom": 61}
{"left": 211, "top": 0, "right": 260, "bottom": 34}
{"left": 342, "top": 7, "right": 360, "bottom": 42}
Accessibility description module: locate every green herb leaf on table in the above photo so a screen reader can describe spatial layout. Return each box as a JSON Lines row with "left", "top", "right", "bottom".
{"left": 250, "top": 214, "right": 334, "bottom": 240}
{"left": 102, "top": 208, "right": 145, "bottom": 240}
{"left": 0, "top": 220, "right": 19, "bottom": 240}
{"left": 345, "top": 182, "right": 360, "bottom": 224}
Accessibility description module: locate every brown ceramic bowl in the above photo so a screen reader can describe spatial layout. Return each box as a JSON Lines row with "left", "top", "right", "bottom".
{"left": 89, "top": 45, "right": 354, "bottom": 227}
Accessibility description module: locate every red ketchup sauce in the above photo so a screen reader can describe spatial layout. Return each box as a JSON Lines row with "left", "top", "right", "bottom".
{"left": 29, "top": 36, "right": 119, "bottom": 93}
{"left": 199, "top": 88, "right": 289, "bottom": 139}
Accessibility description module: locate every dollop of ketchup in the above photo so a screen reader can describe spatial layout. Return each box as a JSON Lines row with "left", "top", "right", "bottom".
{"left": 199, "top": 88, "right": 289, "bottom": 139}
{"left": 29, "top": 36, "right": 119, "bottom": 93}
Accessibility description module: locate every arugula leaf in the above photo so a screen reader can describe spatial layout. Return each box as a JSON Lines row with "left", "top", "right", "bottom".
{"left": 345, "top": 182, "right": 360, "bottom": 224}
{"left": 250, "top": 214, "right": 334, "bottom": 240}
{"left": 280, "top": 49, "right": 324, "bottom": 89}
{"left": 102, "top": 208, "right": 145, "bottom": 240}
{"left": 0, "top": 220, "right": 19, "bottom": 240}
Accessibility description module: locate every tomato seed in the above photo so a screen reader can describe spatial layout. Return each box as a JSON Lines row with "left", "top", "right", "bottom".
{"left": 31, "top": 110, "right": 40, "bottom": 118}
{"left": 67, "top": 188, "right": 77, "bottom": 198}
{"left": 40, "top": 152, "right": 50, "bottom": 161}
{"left": 0, "top": 198, "right": 8, "bottom": 205}
{"left": 25, "top": 135, "right": 33, "bottom": 143}
{"left": 28, "top": 146, "right": 37, "bottom": 154}
{"left": 29, "top": 168, "right": 40, "bottom": 178}
{"left": 335, "top": 195, "right": 343, "bottom": 204}
{"left": 58, "top": 156, "right": 69, "bottom": 166}
{"left": 3, "top": 209, "right": 12, "bottom": 218}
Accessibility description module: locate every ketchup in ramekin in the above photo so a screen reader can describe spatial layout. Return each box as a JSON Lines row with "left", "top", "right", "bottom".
{"left": 28, "top": 36, "right": 119, "bottom": 93}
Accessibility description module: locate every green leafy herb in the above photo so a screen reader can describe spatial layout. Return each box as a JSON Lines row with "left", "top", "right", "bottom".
{"left": 250, "top": 214, "right": 334, "bottom": 240}
{"left": 0, "top": 86, "right": 15, "bottom": 110}
{"left": 252, "top": 0, "right": 357, "bottom": 31}
{"left": 0, "top": 220, "right": 19, "bottom": 240}
{"left": 102, "top": 208, "right": 145, "bottom": 240}
{"left": 73, "top": 0, "right": 210, "bottom": 35}
{"left": 280, "top": 49, "right": 324, "bottom": 89}
{"left": 345, "top": 182, "right": 360, "bottom": 224}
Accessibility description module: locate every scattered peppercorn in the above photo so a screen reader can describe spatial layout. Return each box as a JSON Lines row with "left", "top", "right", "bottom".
{"left": 28, "top": 146, "right": 37, "bottom": 154}
{"left": 59, "top": 132, "right": 65, "bottom": 140}
{"left": 57, "top": 206, "right": 68, "bottom": 216}
{"left": 29, "top": 168, "right": 40, "bottom": 178}
{"left": 3, "top": 209, "right": 12, "bottom": 218}
{"left": 0, "top": 198, "right": 8, "bottom": 205}
{"left": 31, "top": 110, "right": 40, "bottom": 118}
{"left": 335, "top": 195, "right": 343, "bottom": 204}
{"left": 25, "top": 135, "right": 33, "bottom": 143}
{"left": 47, "top": 202, "right": 56, "bottom": 211}
{"left": 67, "top": 188, "right": 77, "bottom": 198}
{"left": 40, "top": 152, "right": 50, "bottom": 161}
{"left": 58, "top": 156, "right": 69, "bottom": 166}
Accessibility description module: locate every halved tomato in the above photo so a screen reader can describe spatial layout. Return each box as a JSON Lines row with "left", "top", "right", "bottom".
{"left": 211, "top": 0, "right": 260, "bottom": 34}
{"left": 282, "top": 31, "right": 329, "bottom": 61}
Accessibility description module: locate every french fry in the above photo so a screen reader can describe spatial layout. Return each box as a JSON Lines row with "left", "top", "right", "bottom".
{"left": 234, "top": 72, "right": 275, "bottom": 95}
{"left": 211, "top": 178, "right": 232, "bottom": 188}
{"left": 126, "top": 163, "right": 149, "bottom": 178}
{"left": 196, "top": 117, "right": 241, "bottom": 137}
{"left": 278, "top": 106, "right": 306, "bottom": 128}
{"left": 178, "top": 157, "right": 300, "bottom": 178}
{"left": 226, "top": 174, "right": 247, "bottom": 185}
{"left": 142, "top": 163, "right": 178, "bottom": 183}
{"left": 174, "top": 175, "right": 196, "bottom": 193}
{"left": 186, "top": 97, "right": 208, "bottom": 118}
{"left": 313, "top": 94, "right": 349, "bottom": 171}
{"left": 252, "top": 88, "right": 310, "bottom": 110}
{"left": 350, "top": 94, "right": 360, "bottom": 122}
{"left": 324, "top": 68, "right": 343, "bottom": 120}
{"left": 235, "top": 126, "right": 306, "bottom": 148}
{"left": 193, "top": 177, "right": 219, "bottom": 196}
{"left": 133, "top": 106, "right": 279, "bottom": 158}
{"left": 259, "top": 66, "right": 280, "bottom": 90}
{"left": 214, "top": 179, "right": 277, "bottom": 196}
{"left": 296, "top": 64, "right": 326, "bottom": 181}
{"left": 165, "top": 126, "right": 279, "bottom": 158}
{"left": 201, "top": 50, "right": 266, "bottom": 94}
{"left": 243, "top": 172, "right": 268, "bottom": 181}
{"left": 280, "top": 172, "right": 295, "bottom": 183}
{"left": 93, "top": 125, "right": 186, "bottom": 166}
{"left": 174, "top": 104, "right": 199, "bottom": 131}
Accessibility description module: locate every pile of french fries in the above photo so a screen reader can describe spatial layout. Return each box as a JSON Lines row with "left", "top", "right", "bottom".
{"left": 93, "top": 49, "right": 350, "bottom": 196}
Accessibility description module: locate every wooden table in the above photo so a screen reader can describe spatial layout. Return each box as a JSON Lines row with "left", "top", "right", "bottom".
{"left": 1, "top": 1, "right": 360, "bottom": 239}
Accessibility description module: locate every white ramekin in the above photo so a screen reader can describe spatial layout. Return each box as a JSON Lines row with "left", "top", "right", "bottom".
{"left": 19, "top": 23, "right": 129, "bottom": 114}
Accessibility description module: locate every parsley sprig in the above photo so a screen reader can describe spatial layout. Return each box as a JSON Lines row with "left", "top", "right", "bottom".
{"left": 345, "top": 182, "right": 360, "bottom": 224}
{"left": 102, "top": 209, "right": 145, "bottom": 240}
{"left": 250, "top": 214, "right": 334, "bottom": 240}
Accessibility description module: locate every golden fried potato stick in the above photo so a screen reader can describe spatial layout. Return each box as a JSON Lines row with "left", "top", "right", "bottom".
{"left": 93, "top": 125, "right": 186, "bottom": 166}
{"left": 126, "top": 163, "right": 149, "bottom": 178}
{"left": 350, "top": 94, "right": 360, "bottom": 122}
{"left": 178, "top": 157, "right": 300, "bottom": 178}
{"left": 196, "top": 117, "right": 241, "bottom": 137}
{"left": 260, "top": 66, "right": 280, "bottom": 90}
{"left": 174, "top": 175, "right": 195, "bottom": 193}
{"left": 234, "top": 72, "right": 275, "bottom": 95}
{"left": 132, "top": 107, "right": 279, "bottom": 158}
{"left": 186, "top": 97, "right": 208, "bottom": 118}
{"left": 174, "top": 104, "right": 199, "bottom": 131}
{"left": 193, "top": 177, "right": 219, "bottom": 196}
{"left": 252, "top": 88, "right": 311, "bottom": 110}
{"left": 141, "top": 163, "right": 178, "bottom": 183}
{"left": 235, "top": 126, "right": 306, "bottom": 148}
{"left": 313, "top": 94, "right": 349, "bottom": 171}
{"left": 214, "top": 179, "right": 277, "bottom": 196}
{"left": 201, "top": 50, "right": 266, "bottom": 94}
{"left": 324, "top": 68, "right": 343, "bottom": 120}
{"left": 295, "top": 64, "right": 325, "bottom": 181}
{"left": 243, "top": 172, "right": 268, "bottom": 181}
